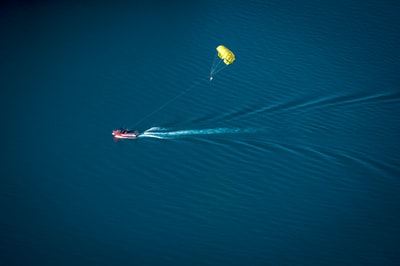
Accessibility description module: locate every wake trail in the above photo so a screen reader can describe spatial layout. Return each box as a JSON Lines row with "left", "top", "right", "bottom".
{"left": 138, "top": 127, "right": 252, "bottom": 139}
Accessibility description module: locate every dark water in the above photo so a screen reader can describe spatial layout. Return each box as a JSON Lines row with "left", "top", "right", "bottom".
{"left": 1, "top": 1, "right": 400, "bottom": 265}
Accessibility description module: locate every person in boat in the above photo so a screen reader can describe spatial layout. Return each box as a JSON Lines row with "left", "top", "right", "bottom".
{"left": 116, "top": 128, "right": 138, "bottom": 135}
{"left": 118, "top": 128, "right": 127, "bottom": 134}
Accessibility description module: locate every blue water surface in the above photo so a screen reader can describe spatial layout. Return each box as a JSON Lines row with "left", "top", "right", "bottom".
{"left": 1, "top": 1, "right": 400, "bottom": 265}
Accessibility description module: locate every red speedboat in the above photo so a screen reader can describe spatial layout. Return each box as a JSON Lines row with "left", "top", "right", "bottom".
{"left": 112, "top": 129, "right": 139, "bottom": 139}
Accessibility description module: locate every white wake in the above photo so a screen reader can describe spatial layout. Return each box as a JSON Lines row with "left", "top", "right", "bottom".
{"left": 138, "top": 127, "right": 246, "bottom": 139}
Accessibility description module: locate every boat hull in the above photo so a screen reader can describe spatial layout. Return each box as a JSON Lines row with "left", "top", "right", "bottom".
{"left": 112, "top": 130, "right": 139, "bottom": 139}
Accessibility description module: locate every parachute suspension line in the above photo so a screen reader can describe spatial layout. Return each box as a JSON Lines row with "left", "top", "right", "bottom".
{"left": 131, "top": 77, "right": 207, "bottom": 128}
{"left": 210, "top": 55, "right": 225, "bottom": 77}
{"left": 210, "top": 63, "right": 228, "bottom": 77}
{"left": 210, "top": 60, "right": 223, "bottom": 77}
{"left": 210, "top": 53, "right": 220, "bottom": 76}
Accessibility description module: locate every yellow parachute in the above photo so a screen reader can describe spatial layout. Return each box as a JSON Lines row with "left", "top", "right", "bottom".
{"left": 210, "top": 45, "right": 235, "bottom": 80}
{"left": 216, "top": 45, "right": 235, "bottom": 65}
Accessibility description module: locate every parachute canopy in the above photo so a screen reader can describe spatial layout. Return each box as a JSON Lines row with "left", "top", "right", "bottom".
{"left": 216, "top": 45, "right": 235, "bottom": 65}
